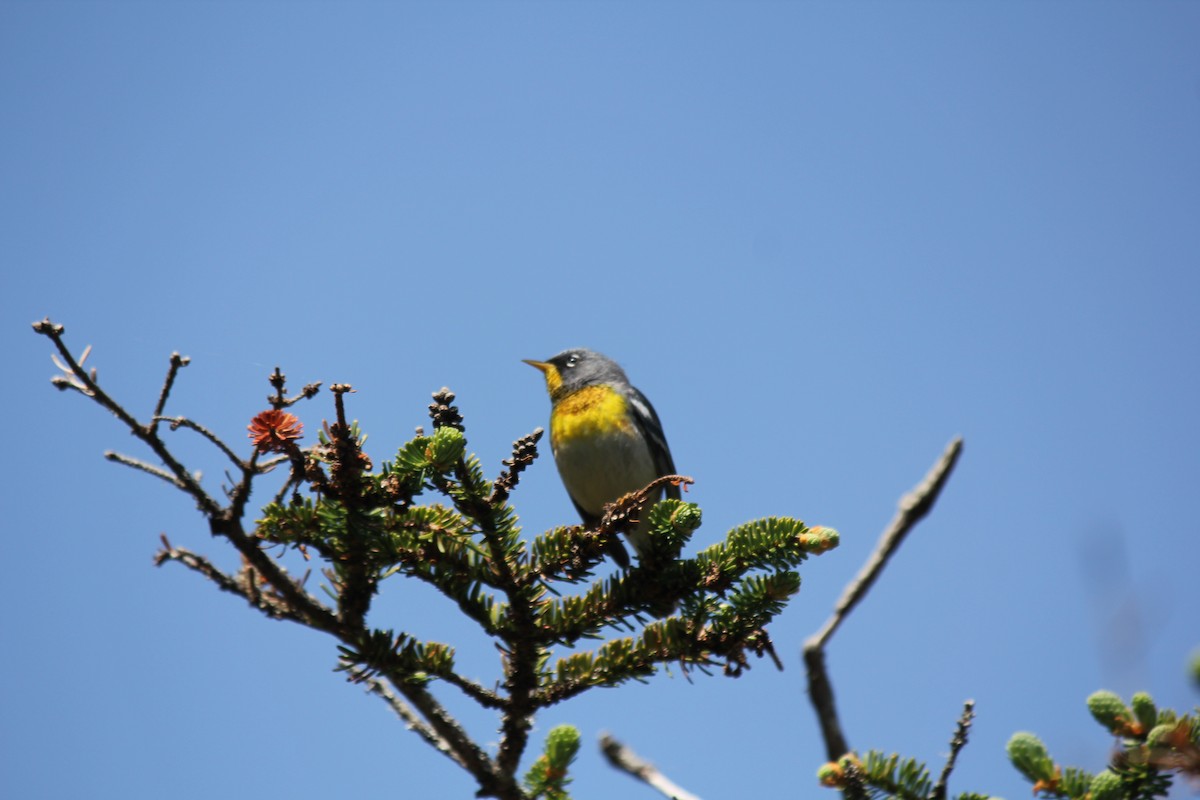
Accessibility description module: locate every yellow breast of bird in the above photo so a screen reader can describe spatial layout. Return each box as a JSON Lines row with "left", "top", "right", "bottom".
{"left": 550, "top": 385, "right": 658, "bottom": 517}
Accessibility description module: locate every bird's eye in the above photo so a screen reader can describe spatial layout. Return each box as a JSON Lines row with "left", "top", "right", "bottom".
{"left": 566, "top": 356, "right": 577, "bottom": 368}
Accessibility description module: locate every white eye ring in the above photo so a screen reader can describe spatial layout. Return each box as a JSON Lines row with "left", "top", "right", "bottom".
{"left": 566, "top": 356, "right": 577, "bottom": 368}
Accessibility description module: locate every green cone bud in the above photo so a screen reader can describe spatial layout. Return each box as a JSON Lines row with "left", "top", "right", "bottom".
{"left": 1146, "top": 722, "right": 1176, "bottom": 748}
{"left": 1087, "top": 690, "right": 1132, "bottom": 734}
{"left": 425, "top": 426, "right": 466, "bottom": 471}
{"left": 543, "top": 724, "right": 581, "bottom": 766}
{"left": 1130, "top": 692, "right": 1156, "bottom": 733}
{"left": 1088, "top": 769, "right": 1123, "bottom": 800}
{"left": 817, "top": 762, "right": 843, "bottom": 787}
{"left": 671, "top": 501, "right": 702, "bottom": 533}
{"left": 801, "top": 526, "right": 840, "bottom": 554}
{"left": 1006, "top": 732, "right": 1055, "bottom": 783}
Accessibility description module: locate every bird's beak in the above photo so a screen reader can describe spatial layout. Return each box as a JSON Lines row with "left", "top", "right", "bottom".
{"left": 522, "top": 359, "right": 551, "bottom": 374}
{"left": 523, "top": 359, "right": 561, "bottom": 395}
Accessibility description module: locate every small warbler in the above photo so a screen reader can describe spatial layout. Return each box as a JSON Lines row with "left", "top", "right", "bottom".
{"left": 524, "top": 348, "right": 680, "bottom": 567}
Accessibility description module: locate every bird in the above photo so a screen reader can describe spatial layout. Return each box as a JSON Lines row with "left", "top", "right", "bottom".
{"left": 524, "top": 348, "right": 680, "bottom": 567}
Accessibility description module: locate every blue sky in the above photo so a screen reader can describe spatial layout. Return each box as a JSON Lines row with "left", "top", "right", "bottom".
{"left": 3, "top": 3, "right": 1198, "bottom": 799}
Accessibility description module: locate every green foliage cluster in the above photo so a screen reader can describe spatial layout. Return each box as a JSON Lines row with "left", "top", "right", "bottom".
{"left": 523, "top": 725, "right": 581, "bottom": 800}
{"left": 252, "top": 387, "right": 839, "bottom": 790}
{"left": 257, "top": 392, "right": 838, "bottom": 695}
{"left": 818, "top": 748, "right": 994, "bottom": 800}
{"left": 817, "top": 685, "right": 1200, "bottom": 800}
{"left": 1007, "top": 691, "right": 1200, "bottom": 800}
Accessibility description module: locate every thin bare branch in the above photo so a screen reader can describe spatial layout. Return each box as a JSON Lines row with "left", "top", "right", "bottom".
{"left": 213, "top": 517, "right": 343, "bottom": 635}
{"left": 395, "top": 680, "right": 517, "bottom": 799}
{"left": 271, "top": 473, "right": 304, "bottom": 507}
{"left": 810, "top": 437, "right": 964, "bottom": 649}
{"left": 34, "top": 319, "right": 224, "bottom": 517}
{"left": 600, "top": 732, "right": 702, "bottom": 800}
{"left": 932, "top": 700, "right": 975, "bottom": 800}
{"left": 283, "top": 381, "right": 322, "bottom": 408}
{"left": 803, "top": 437, "right": 964, "bottom": 761}
{"left": 267, "top": 366, "right": 321, "bottom": 409}
{"left": 154, "top": 536, "right": 301, "bottom": 621}
{"left": 803, "top": 645, "right": 849, "bottom": 762}
{"left": 154, "top": 535, "right": 241, "bottom": 590}
{"left": 50, "top": 374, "right": 93, "bottom": 396}
{"left": 105, "top": 451, "right": 189, "bottom": 490}
{"left": 442, "top": 672, "right": 507, "bottom": 710}
{"left": 256, "top": 453, "right": 290, "bottom": 473}
{"left": 352, "top": 670, "right": 470, "bottom": 770}
{"left": 148, "top": 352, "right": 191, "bottom": 435}
{"left": 154, "top": 415, "right": 244, "bottom": 468}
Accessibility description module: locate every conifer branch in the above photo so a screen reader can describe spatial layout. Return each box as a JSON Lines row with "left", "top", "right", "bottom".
{"left": 478, "top": 487, "right": 541, "bottom": 776}
{"left": 424, "top": 390, "right": 543, "bottom": 779}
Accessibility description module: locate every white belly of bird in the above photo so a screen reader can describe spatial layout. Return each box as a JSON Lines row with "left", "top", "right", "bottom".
{"left": 553, "top": 426, "right": 660, "bottom": 551}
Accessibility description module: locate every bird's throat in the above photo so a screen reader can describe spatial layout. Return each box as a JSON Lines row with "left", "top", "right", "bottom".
{"left": 550, "top": 386, "right": 632, "bottom": 445}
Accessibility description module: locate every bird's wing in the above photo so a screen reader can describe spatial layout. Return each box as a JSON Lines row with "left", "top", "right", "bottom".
{"left": 628, "top": 387, "right": 681, "bottom": 501}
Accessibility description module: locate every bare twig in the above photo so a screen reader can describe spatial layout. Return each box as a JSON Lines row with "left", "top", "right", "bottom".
{"left": 803, "top": 645, "right": 850, "bottom": 763}
{"left": 270, "top": 473, "right": 304, "bottom": 507}
{"left": 353, "top": 670, "right": 469, "bottom": 770}
{"left": 154, "top": 415, "right": 244, "bottom": 468}
{"left": 148, "top": 352, "right": 191, "bottom": 435}
{"left": 810, "top": 437, "right": 964, "bottom": 649}
{"left": 154, "top": 535, "right": 241, "bottom": 590}
{"left": 600, "top": 732, "right": 702, "bottom": 800}
{"left": 396, "top": 680, "right": 517, "bottom": 798}
{"left": 932, "top": 700, "right": 975, "bottom": 800}
{"left": 105, "top": 451, "right": 189, "bottom": 490}
{"left": 212, "top": 516, "right": 343, "bottom": 634}
{"left": 441, "top": 671, "right": 507, "bottom": 710}
{"left": 803, "top": 437, "right": 964, "bottom": 761}
{"left": 255, "top": 453, "right": 290, "bottom": 473}
{"left": 154, "top": 536, "right": 302, "bottom": 621}
{"left": 35, "top": 319, "right": 224, "bottom": 518}
{"left": 267, "top": 366, "right": 321, "bottom": 409}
